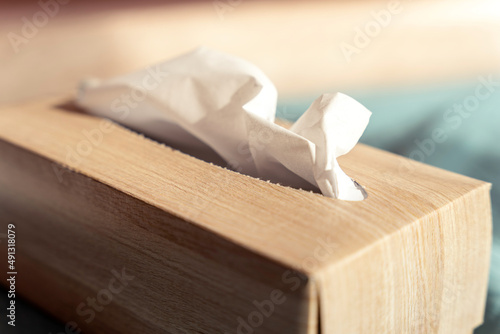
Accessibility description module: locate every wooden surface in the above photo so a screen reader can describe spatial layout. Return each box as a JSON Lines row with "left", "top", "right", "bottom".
{"left": 0, "top": 97, "right": 492, "bottom": 333}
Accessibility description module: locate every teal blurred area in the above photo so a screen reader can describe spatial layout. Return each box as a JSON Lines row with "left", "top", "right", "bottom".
{"left": 279, "top": 77, "right": 500, "bottom": 333}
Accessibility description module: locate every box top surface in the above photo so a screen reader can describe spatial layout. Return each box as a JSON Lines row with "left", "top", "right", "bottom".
{"left": 0, "top": 97, "right": 489, "bottom": 275}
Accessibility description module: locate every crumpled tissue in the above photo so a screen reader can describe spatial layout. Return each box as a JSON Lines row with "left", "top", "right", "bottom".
{"left": 76, "top": 47, "right": 371, "bottom": 200}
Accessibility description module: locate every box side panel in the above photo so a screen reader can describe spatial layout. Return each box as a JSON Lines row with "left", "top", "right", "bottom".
{"left": 0, "top": 139, "right": 317, "bottom": 334}
{"left": 316, "top": 186, "right": 492, "bottom": 334}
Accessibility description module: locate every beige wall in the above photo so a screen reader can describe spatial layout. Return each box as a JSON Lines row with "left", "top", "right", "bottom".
{"left": 1, "top": 0, "right": 499, "bottom": 105}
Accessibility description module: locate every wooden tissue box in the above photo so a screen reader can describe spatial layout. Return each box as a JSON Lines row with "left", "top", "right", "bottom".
{"left": 0, "top": 97, "right": 492, "bottom": 333}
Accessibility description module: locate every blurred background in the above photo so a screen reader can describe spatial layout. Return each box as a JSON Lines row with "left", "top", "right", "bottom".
{"left": 0, "top": 0, "right": 499, "bottom": 332}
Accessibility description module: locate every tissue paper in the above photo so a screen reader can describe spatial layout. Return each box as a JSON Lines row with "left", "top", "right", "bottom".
{"left": 76, "top": 47, "right": 371, "bottom": 200}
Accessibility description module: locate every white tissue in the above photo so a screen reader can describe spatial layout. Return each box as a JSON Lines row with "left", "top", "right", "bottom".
{"left": 76, "top": 48, "right": 371, "bottom": 200}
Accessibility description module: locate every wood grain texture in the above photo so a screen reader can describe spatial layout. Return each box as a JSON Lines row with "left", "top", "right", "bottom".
{"left": 0, "top": 97, "right": 492, "bottom": 333}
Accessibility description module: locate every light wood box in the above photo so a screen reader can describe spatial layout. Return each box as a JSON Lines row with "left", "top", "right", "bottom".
{"left": 0, "top": 97, "right": 492, "bottom": 333}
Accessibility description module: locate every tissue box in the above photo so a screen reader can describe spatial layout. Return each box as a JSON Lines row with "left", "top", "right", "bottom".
{"left": 0, "top": 97, "right": 491, "bottom": 334}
